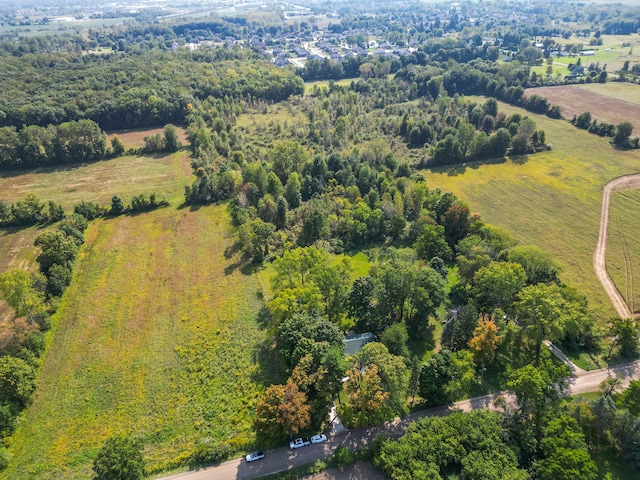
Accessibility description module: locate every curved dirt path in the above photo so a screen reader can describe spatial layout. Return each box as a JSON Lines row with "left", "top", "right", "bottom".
{"left": 594, "top": 174, "right": 640, "bottom": 319}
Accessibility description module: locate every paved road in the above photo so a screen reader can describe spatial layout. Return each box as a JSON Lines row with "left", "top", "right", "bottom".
{"left": 159, "top": 359, "right": 640, "bottom": 480}
{"left": 594, "top": 174, "right": 640, "bottom": 319}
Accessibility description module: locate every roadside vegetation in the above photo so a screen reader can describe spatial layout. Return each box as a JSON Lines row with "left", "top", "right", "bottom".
{"left": 0, "top": 1, "right": 639, "bottom": 479}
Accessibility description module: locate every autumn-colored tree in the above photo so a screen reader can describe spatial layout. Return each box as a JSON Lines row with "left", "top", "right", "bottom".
{"left": 254, "top": 382, "right": 311, "bottom": 440}
{"left": 339, "top": 364, "right": 393, "bottom": 427}
{"left": 468, "top": 315, "right": 501, "bottom": 365}
{"left": 278, "top": 381, "right": 311, "bottom": 438}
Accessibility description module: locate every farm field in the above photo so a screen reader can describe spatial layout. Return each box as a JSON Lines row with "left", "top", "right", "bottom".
{"left": 2, "top": 204, "right": 271, "bottom": 479}
{"left": 607, "top": 190, "right": 640, "bottom": 315}
{"left": 426, "top": 98, "right": 640, "bottom": 320}
{"left": 523, "top": 83, "right": 640, "bottom": 127}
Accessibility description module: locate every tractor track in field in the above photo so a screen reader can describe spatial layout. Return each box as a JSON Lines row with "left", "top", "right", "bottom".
{"left": 595, "top": 174, "right": 640, "bottom": 319}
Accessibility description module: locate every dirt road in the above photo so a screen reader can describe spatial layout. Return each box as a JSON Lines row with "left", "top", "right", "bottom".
{"left": 594, "top": 174, "right": 640, "bottom": 319}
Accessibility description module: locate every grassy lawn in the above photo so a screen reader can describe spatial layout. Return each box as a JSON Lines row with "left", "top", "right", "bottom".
{"left": 0, "top": 151, "right": 192, "bottom": 209}
{"left": 2, "top": 204, "right": 271, "bottom": 479}
{"left": 425, "top": 98, "right": 640, "bottom": 321}
{"left": 607, "top": 190, "right": 640, "bottom": 315}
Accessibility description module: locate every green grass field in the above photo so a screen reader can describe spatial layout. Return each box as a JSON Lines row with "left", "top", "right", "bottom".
{"left": 0, "top": 149, "right": 194, "bottom": 380}
{"left": 0, "top": 151, "right": 192, "bottom": 209}
{"left": 426, "top": 98, "right": 640, "bottom": 321}
{"left": 2, "top": 204, "right": 271, "bottom": 479}
{"left": 607, "top": 190, "right": 640, "bottom": 315}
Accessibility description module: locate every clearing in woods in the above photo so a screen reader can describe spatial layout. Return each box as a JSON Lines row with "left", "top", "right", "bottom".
{"left": 107, "top": 126, "right": 188, "bottom": 150}
{"left": 2, "top": 205, "right": 272, "bottom": 480}
{"left": 524, "top": 83, "right": 640, "bottom": 128}
{"left": 426, "top": 97, "right": 640, "bottom": 320}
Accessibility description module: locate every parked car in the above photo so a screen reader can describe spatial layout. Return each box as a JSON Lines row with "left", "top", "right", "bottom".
{"left": 311, "top": 434, "right": 327, "bottom": 444}
{"left": 289, "top": 437, "right": 311, "bottom": 449}
{"left": 245, "top": 451, "right": 265, "bottom": 462}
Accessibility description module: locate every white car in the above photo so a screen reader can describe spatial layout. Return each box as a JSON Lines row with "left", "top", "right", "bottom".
{"left": 289, "top": 437, "right": 311, "bottom": 449}
{"left": 245, "top": 451, "right": 265, "bottom": 462}
{"left": 311, "top": 434, "right": 327, "bottom": 444}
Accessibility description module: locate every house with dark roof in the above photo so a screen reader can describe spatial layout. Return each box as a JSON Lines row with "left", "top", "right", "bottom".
{"left": 344, "top": 332, "right": 375, "bottom": 356}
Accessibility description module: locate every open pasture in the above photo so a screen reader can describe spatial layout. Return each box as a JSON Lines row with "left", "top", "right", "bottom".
{"left": 2, "top": 205, "right": 270, "bottom": 479}
{"left": 426, "top": 98, "right": 640, "bottom": 319}
{"left": 524, "top": 83, "right": 640, "bottom": 127}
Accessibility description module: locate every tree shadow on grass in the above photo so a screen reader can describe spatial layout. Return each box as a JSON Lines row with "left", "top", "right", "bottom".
{"left": 251, "top": 334, "right": 283, "bottom": 387}
{"left": 407, "top": 322, "right": 436, "bottom": 360}
{"left": 510, "top": 154, "right": 530, "bottom": 165}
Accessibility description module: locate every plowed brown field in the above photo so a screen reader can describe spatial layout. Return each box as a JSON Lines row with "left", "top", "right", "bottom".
{"left": 524, "top": 84, "right": 640, "bottom": 128}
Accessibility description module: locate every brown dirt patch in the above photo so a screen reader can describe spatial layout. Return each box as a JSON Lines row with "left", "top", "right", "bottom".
{"left": 524, "top": 85, "right": 640, "bottom": 129}
{"left": 107, "top": 126, "right": 188, "bottom": 150}
{"left": 301, "top": 462, "right": 388, "bottom": 480}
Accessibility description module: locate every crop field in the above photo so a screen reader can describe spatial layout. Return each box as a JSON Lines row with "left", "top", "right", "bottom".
{"left": 607, "top": 190, "right": 640, "bottom": 315}
{"left": 523, "top": 83, "right": 640, "bottom": 127}
{"left": 2, "top": 204, "right": 271, "bottom": 479}
{"left": 426, "top": 98, "right": 640, "bottom": 320}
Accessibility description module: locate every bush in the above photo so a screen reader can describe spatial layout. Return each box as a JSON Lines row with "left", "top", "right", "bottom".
{"left": 93, "top": 436, "right": 145, "bottom": 480}
{"left": 190, "top": 441, "right": 232, "bottom": 465}
{"left": 334, "top": 446, "right": 355, "bottom": 468}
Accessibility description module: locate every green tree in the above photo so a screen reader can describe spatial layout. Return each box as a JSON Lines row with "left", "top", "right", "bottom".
{"left": 34, "top": 230, "right": 79, "bottom": 273}
{"left": 380, "top": 323, "right": 410, "bottom": 359}
{"left": 0, "top": 356, "right": 37, "bottom": 409}
{"left": 515, "top": 284, "right": 575, "bottom": 364}
{"left": 618, "top": 380, "right": 640, "bottom": 416}
{"left": 507, "top": 245, "right": 560, "bottom": 285}
{"left": 111, "top": 135, "right": 125, "bottom": 157}
{"left": 614, "top": 121, "right": 634, "bottom": 148}
{"left": 536, "top": 416, "right": 597, "bottom": 480}
{"left": 92, "top": 436, "right": 145, "bottom": 480}
{"left": 473, "top": 262, "right": 526, "bottom": 313}
{"left": 0, "top": 269, "right": 46, "bottom": 321}
{"left": 612, "top": 318, "right": 639, "bottom": 358}
{"left": 414, "top": 224, "right": 452, "bottom": 261}
{"left": 270, "top": 140, "right": 309, "bottom": 184}
{"left": 163, "top": 124, "right": 181, "bottom": 152}
{"left": 284, "top": 172, "right": 302, "bottom": 209}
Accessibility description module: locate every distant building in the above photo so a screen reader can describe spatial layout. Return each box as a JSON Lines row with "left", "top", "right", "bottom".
{"left": 343, "top": 332, "right": 375, "bottom": 356}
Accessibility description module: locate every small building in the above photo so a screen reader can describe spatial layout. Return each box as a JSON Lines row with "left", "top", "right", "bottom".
{"left": 343, "top": 332, "right": 375, "bottom": 356}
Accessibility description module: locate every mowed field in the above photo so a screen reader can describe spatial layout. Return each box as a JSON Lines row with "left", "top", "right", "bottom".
{"left": 607, "top": 190, "right": 640, "bottom": 315}
{"left": 524, "top": 83, "right": 640, "bottom": 128}
{"left": 426, "top": 98, "right": 640, "bottom": 320}
{"left": 2, "top": 204, "right": 271, "bottom": 479}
